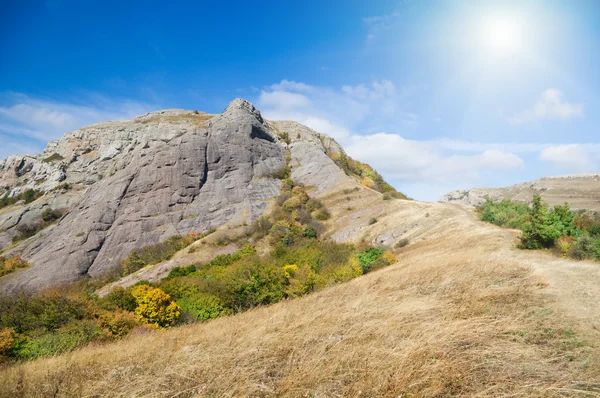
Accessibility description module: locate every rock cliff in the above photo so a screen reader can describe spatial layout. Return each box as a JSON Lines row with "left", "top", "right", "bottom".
{"left": 0, "top": 99, "right": 350, "bottom": 292}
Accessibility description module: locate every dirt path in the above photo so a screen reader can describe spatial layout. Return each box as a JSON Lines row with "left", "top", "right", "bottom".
{"left": 454, "top": 202, "right": 600, "bottom": 330}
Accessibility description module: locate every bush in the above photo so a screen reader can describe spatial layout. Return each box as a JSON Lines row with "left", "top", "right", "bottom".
{"left": 0, "top": 189, "right": 44, "bottom": 210}
{"left": 521, "top": 197, "right": 577, "bottom": 249}
{"left": 121, "top": 233, "right": 199, "bottom": 276}
{"left": 315, "top": 209, "right": 331, "bottom": 221}
{"left": 479, "top": 199, "right": 530, "bottom": 229}
{"left": 395, "top": 238, "right": 409, "bottom": 249}
{"left": 98, "top": 310, "right": 138, "bottom": 337}
{"left": 225, "top": 258, "right": 285, "bottom": 310}
{"left": 11, "top": 320, "right": 102, "bottom": 360}
{"left": 101, "top": 287, "right": 137, "bottom": 312}
{"left": 283, "top": 196, "right": 302, "bottom": 212}
{"left": 41, "top": 207, "right": 63, "bottom": 222}
{"left": 302, "top": 225, "right": 317, "bottom": 239}
{"left": 130, "top": 285, "right": 181, "bottom": 328}
{"left": 357, "top": 247, "right": 386, "bottom": 273}
{"left": 166, "top": 264, "right": 197, "bottom": 280}
{"left": 177, "top": 293, "right": 228, "bottom": 322}
{"left": 568, "top": 236, "right": 598, "bottom": 260}
{"left": 284, "top": 263, "right": 317, "bottom": 297}
{"left": 305, "top": 198, "right": 323, "bottom": 212}
{"left": 0, "top": 291, "right": 86, "bottom": 333}
{"left": 159, "top": 278, "right": 201, "bottom": 300}
{"left": 0, "top": 256, "right": 31, "bottom": 277}
{"left": 0, "top": 328, "right": 15, "bottom": 356}
{"left": 555, "top": 236, "right": 574, "bottom": 257}
{"left": 369, "top": 217, "right": 378, "bottom": 225}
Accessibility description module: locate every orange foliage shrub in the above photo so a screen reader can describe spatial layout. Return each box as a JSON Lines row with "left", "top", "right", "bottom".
{"left": 0, "top": 328, "right": 15, "bottom": 355}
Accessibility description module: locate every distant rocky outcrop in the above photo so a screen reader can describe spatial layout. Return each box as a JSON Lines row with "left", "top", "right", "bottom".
{"left": 0, "top": 99, "right": 351, "bottom": 292}
{"left": 440, "top": 173, "right": 600, "bottom": 211}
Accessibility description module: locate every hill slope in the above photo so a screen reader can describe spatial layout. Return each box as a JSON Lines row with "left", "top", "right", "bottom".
{"left": 1, "top": 185, "right": 599, "bottom": 397}
{"left": 0, "top": 100, "right": 360, "bottom": 293}
{"left": 440, "top": 173, "right": 600, "bottom": 211}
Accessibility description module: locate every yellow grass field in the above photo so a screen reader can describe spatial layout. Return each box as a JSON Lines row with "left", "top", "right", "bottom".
{"left": 1, "top": 185, "right": 599, "bottom": 397}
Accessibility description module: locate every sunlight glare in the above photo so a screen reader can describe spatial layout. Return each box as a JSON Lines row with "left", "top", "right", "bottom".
{"left": 478, "top": 14, "right": 523, "bottom": 55}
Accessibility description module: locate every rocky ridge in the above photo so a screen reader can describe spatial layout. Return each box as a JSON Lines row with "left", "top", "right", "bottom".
{"left": 0, "top": 99, "right": 350, "bottom": 292}
{"left": 440, "top": 173, "right": 600, "bottom": 211}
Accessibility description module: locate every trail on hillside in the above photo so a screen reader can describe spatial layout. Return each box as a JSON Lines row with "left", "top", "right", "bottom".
{"left": 453, "top": 204, "right": 600, "bottom": 329}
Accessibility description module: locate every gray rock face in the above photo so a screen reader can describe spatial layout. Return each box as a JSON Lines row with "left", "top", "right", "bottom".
{"left": 0, "top": 99, "right": 351, "bottom": 293}
{"left": 269, "top": 121, "right": 348, "bottom": 194}
{"left": 0, "top": 99, "right": 290, "bottom": 292}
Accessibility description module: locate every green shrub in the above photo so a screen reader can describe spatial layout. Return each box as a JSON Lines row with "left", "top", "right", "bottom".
{"left": 315, "top": 209, "right": 331, "bottom": 221}
{"left": 101, "top": 287, "right": 137, "bottom": 312}
{"left": 479, "top": 199, "right": 530, "bottom": 229}
{"left": 159, "top": 278, "right": 201, "bottom": 300}
{"left": 357, "top": 246, "right": 386, "bottom": 273}
{"left": 177, "top": 293, "right": 228, "bottom": 322}
{"left": 121, "top": 233, "right": 199, "bottom": 276}
{"left": 11, "top": 320, "right": 102, "bottom": 360}
{"left": 166, "top": 264, "right": 197, "bottom": 280}
{"left": 225, "top": 258, "right": 285, "bottom": 310}
{"left": 521, "top": 197, "right": 577, "bottom": 249}
{"left": 0, "top": 189, "right": 43, "bottom": 209}
{"left": 302, "top": 225, "right": 317, "bottom": 239}
{"left": 369, "top": 217, "right": 378, "bottom": 225}
{"left": 41, "top": 207, "right": 63, "bottom": 222}
{"left": 0, "top": 292, "right": 86, "bottom": 334}
{"left": 568, "top": 236, "right": 598, "bottom": 260}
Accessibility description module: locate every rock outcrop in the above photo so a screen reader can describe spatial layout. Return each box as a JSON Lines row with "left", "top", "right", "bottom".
{"left": 440, "top": 173, "right": 600, "bottom": 211}
{"left": 0, "top": 99, "right": 352, "bottom": 292}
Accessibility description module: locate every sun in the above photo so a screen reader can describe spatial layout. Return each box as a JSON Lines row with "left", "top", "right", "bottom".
{"left": 478, "top": 14, "right": 523, "bottom": 55}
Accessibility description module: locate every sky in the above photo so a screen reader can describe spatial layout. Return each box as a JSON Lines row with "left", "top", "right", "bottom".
{"left": 1, "top": 0, "right": 600, "bottom": 201}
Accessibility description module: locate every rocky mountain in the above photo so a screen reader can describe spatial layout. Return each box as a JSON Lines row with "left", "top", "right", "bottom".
{"left": 439, "top": 173, "right": 600, "bottom": 211}
{"left": 0, "top": 99, "right": 351, "bottom": 293}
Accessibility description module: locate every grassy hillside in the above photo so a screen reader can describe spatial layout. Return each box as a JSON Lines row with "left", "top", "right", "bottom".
{"left": 1, "top": 183, "right": 599, "bottom": 397}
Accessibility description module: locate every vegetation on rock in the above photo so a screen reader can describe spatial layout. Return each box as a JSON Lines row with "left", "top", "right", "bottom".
{"left": 0, "top": 189, "right": 43, "bottom": 210}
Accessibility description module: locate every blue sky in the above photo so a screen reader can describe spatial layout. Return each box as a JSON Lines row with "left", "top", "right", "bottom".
{"left": 2, "top": 0, "right": 600, "bottom": 201}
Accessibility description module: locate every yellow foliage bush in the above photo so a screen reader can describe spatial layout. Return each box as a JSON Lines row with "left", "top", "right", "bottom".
{"left": 292, "top": 186, "right": 309, "bottom": 203}
{"left": 555, "top": 236, "right": 574, "bottom": 257}
{"left": 283, "top": 264, "right": 299, "bottom": 279}
{"left": 283, "top": 196, "right": 302, "bottom": 212}
{"left": 285, "top": 264, "right": 317, "bottom": 298}
{"left": 361, "top": 177, "right": 375, "bottom": 189}
{"left": 99, "top": 310, "right": 138, "bottom": 337}
{"left": 0, "top": 256, "right": 30, "bottom": 277}
{"left": 0, "top": 327, "right": 15, "bottom": 355}
{"left": 130, "top": 285, "right": 181, "bottom": 328}
{"left": 382, "top": 250, "right": 397, "bottom": 265}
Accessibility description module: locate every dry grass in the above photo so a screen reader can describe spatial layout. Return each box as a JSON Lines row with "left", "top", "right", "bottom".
{"left": 1, "top": 183, "right": 600, "bottom": 397}
{"left": 138, "top": 112, "right": 214, "bottom": 128}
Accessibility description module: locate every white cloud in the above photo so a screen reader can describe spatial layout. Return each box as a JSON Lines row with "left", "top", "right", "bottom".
{"left": 509, "top": 89, "right": 584, "bottom": 124}
{"left": 362, "top": 11, "right": 400, "bottom": 41}
{"left": 0, "top": 93, "right": 158, "bottom": 153}
{"left": 258, "top": 91, "right": 311, "bottom": 110}
{"left": 344, "top": 133, "right": 524, "bottom": 182}
{"left": 539, "top": 144, "right": 596, "bottom": 171}
{"left": 257, "top": 79, "right": 408, "bottom": 142}
{"left": 341, "top": 80, "right": 396, "bottom": 100}
{"left": 256, "top": 79, "right": 530, "bottom": 197}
